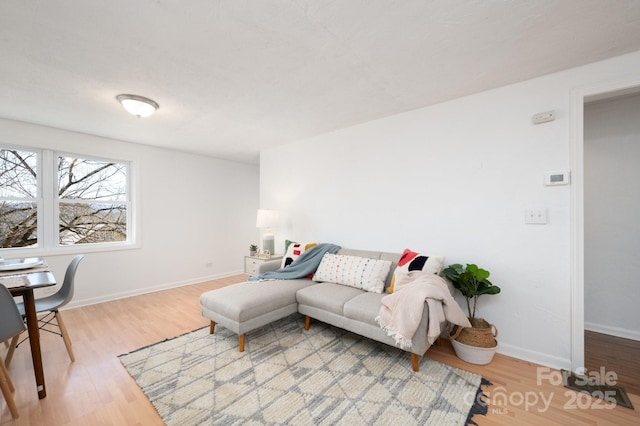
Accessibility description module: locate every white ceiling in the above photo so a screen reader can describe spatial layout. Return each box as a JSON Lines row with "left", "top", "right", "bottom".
{"left": 1, "top": 1, "right": 640, "bottom": 164}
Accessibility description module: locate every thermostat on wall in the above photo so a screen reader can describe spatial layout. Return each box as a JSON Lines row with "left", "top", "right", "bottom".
{"left": 544, "top": 171, "right": 570, "bottom": 186}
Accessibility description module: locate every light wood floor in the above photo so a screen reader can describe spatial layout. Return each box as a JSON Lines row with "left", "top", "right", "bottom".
{"left": 2, "top": 275, "right": 639, "bottom": 425}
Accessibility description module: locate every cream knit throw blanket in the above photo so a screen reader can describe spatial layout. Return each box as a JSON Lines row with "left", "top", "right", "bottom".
{"left": 376, "top": 273, "right": 471, "bottom": 349}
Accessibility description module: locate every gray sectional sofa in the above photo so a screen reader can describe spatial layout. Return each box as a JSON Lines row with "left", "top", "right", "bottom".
{"left": 200, "top": 248, "right": 445, "bottom": 372}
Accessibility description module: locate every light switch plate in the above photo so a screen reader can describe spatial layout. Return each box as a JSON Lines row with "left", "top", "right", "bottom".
{"left": 525, "top": 208, "right": 547, "bottom": 224}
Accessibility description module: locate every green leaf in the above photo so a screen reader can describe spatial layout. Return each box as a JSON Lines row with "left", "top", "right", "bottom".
{"left": 476, "top": 281, "right": 500, "bottom": 295}
{"left": 476, "top": 268, "right": 490, "bottom": 281}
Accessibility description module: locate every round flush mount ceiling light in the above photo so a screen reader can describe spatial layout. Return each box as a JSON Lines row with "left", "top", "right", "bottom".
{"left": 116, "top": 94, "right": 159, "bottom": 118}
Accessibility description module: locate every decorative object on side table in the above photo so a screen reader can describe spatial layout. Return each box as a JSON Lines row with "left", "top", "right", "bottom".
{"left": 442, "top": 263, "right": 501, "bottom": 365}
{"left": 249, "top": 244, "right": 258, "bottom": 256}
{"left": 256, "top": 209, "right": 280, "bottom": 255}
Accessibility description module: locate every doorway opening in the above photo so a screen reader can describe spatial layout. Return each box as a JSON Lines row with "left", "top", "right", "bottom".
{"left": 571, "top": 79, "right": 640, "bottom": 396}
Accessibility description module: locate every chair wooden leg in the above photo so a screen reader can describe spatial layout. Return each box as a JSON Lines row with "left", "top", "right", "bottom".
{"left": 239, "top": 334, "right": 245, "bottom": 352}
{"left": 55, "top": 311, "right": 75, "bottom": 362}
{"left": 0, "top": 359, "right": 15, "bottom": 392}
{"left": 411, "top": 353, "right": 420, "bottom": 372}
{"left": 0, "top": 361, "right": 19, "bottom": 418}
{"left": 4, "top": 334, "right": 20, "bottom": 368}
{"left": 304, "top": 316, "right": 311, "bottom": 331}
{"left": 210, "top": 321, "right": 216, "bottom": 334}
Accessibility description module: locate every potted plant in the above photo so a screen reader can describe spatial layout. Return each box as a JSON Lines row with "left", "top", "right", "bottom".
{"left": 442, "top": 263, "right": 501, "bottom": 364}
{"left": 249, "top": 244, "right": 258, "bottom": 256}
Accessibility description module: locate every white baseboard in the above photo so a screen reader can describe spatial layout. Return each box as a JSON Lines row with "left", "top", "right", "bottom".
{"left": 63, "top": 269, "right": 245, "bottom": 310}
{"left": 496, "top": 342, "right": 571, "bottom": 372}
{"left": 584, "top": 321, "right": 640, "bottom": 341}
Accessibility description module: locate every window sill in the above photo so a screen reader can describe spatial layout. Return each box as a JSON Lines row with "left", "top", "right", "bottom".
{"left": 0, "top": 242, "right": 141, "bottom": 258}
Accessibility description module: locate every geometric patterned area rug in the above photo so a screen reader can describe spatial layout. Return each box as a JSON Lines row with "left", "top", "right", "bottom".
{"left": 119, "top": 314, "right": 490, "bottom": 425}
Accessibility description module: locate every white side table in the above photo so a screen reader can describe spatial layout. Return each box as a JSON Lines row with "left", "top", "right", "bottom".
{"left": 244, "top": 255, "right": 283, "bottom": 275}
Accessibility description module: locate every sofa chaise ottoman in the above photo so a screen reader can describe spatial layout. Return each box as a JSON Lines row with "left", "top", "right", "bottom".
{"left": 199, "top": 278, "right": 313, "bottom": 351}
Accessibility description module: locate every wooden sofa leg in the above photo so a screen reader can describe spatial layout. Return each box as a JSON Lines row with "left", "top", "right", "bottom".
{"left": 411, "top": 353, "right": 420, "bottom": 372}
{"left": 239, "top": 334, "right": 245, "bottom": 352}
{"left": 209, "top": 321, "right": 216, "bottom": 334}
{"left": 304, "top": 316, "right": 311, "bottom": 331}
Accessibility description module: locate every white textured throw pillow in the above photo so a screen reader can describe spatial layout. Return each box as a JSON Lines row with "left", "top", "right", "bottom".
{"left": 313, "top": 253, "right": 392, "bottom": 293}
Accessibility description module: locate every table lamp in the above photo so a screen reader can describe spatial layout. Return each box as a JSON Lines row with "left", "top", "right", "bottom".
{"left": 256, "top": 209, "right": 279, "bottom": 255}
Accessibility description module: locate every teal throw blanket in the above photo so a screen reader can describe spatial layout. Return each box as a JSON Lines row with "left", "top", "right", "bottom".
{"left": 248, "top": 243, "right": 341, "bottom": 281}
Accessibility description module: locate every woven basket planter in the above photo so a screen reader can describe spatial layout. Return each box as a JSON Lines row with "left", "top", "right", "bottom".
{"left": 450, "top": 318, "right": 498, "bottom": 364}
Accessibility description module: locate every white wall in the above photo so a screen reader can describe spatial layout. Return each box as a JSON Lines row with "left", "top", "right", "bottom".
{"left": 0, "top": 118, "right": 259, "bottom": 307}
{"left": 260, "top": 50, "right": 640, "bottom": 370}
{"left": 584, "top": 94, "right": 640, "bottom": 341}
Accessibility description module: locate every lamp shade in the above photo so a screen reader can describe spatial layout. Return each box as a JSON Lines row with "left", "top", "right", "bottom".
{"left": 256, "top": 209, "right": 280, "bottom": 228}
{"left": 116, "top": 94, "right": 159, "bottom": 118}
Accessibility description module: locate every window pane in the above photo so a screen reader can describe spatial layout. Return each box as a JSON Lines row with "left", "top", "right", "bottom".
{"left": 58, "top": 157, "right": 126, "bottom": 201}
{"left": 0, "top": 201, "right": 38, "bottom": 248}
{"left": 59, "top": 202, "right": 127, "bottom": 245}
{"left": 0, "top": 149, "right": 37, "bottom": 198}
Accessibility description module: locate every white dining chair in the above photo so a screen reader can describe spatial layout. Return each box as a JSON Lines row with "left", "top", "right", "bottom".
{"left": 5, "top": 255, "right": 84, "bottom": 368}
{"left": 0, "top": 285, "right": 27, "bottom": 418}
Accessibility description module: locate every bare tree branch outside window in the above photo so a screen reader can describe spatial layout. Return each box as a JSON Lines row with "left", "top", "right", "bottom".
{"left": 58, "top": 157, "right": 127, "bottom": 245}
{"left": 0, "top": 149, "right": 38, "bottom": 248}
{"left": 0, "top": 149, "right": 129, "bottom": 248}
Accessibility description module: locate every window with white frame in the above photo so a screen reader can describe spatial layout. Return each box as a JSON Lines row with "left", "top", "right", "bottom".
{"left": 0, "top": 146, "right": 132, "bottom": 250}
{"left": 0, "top": 148, "right": 38, "bottom": 248}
